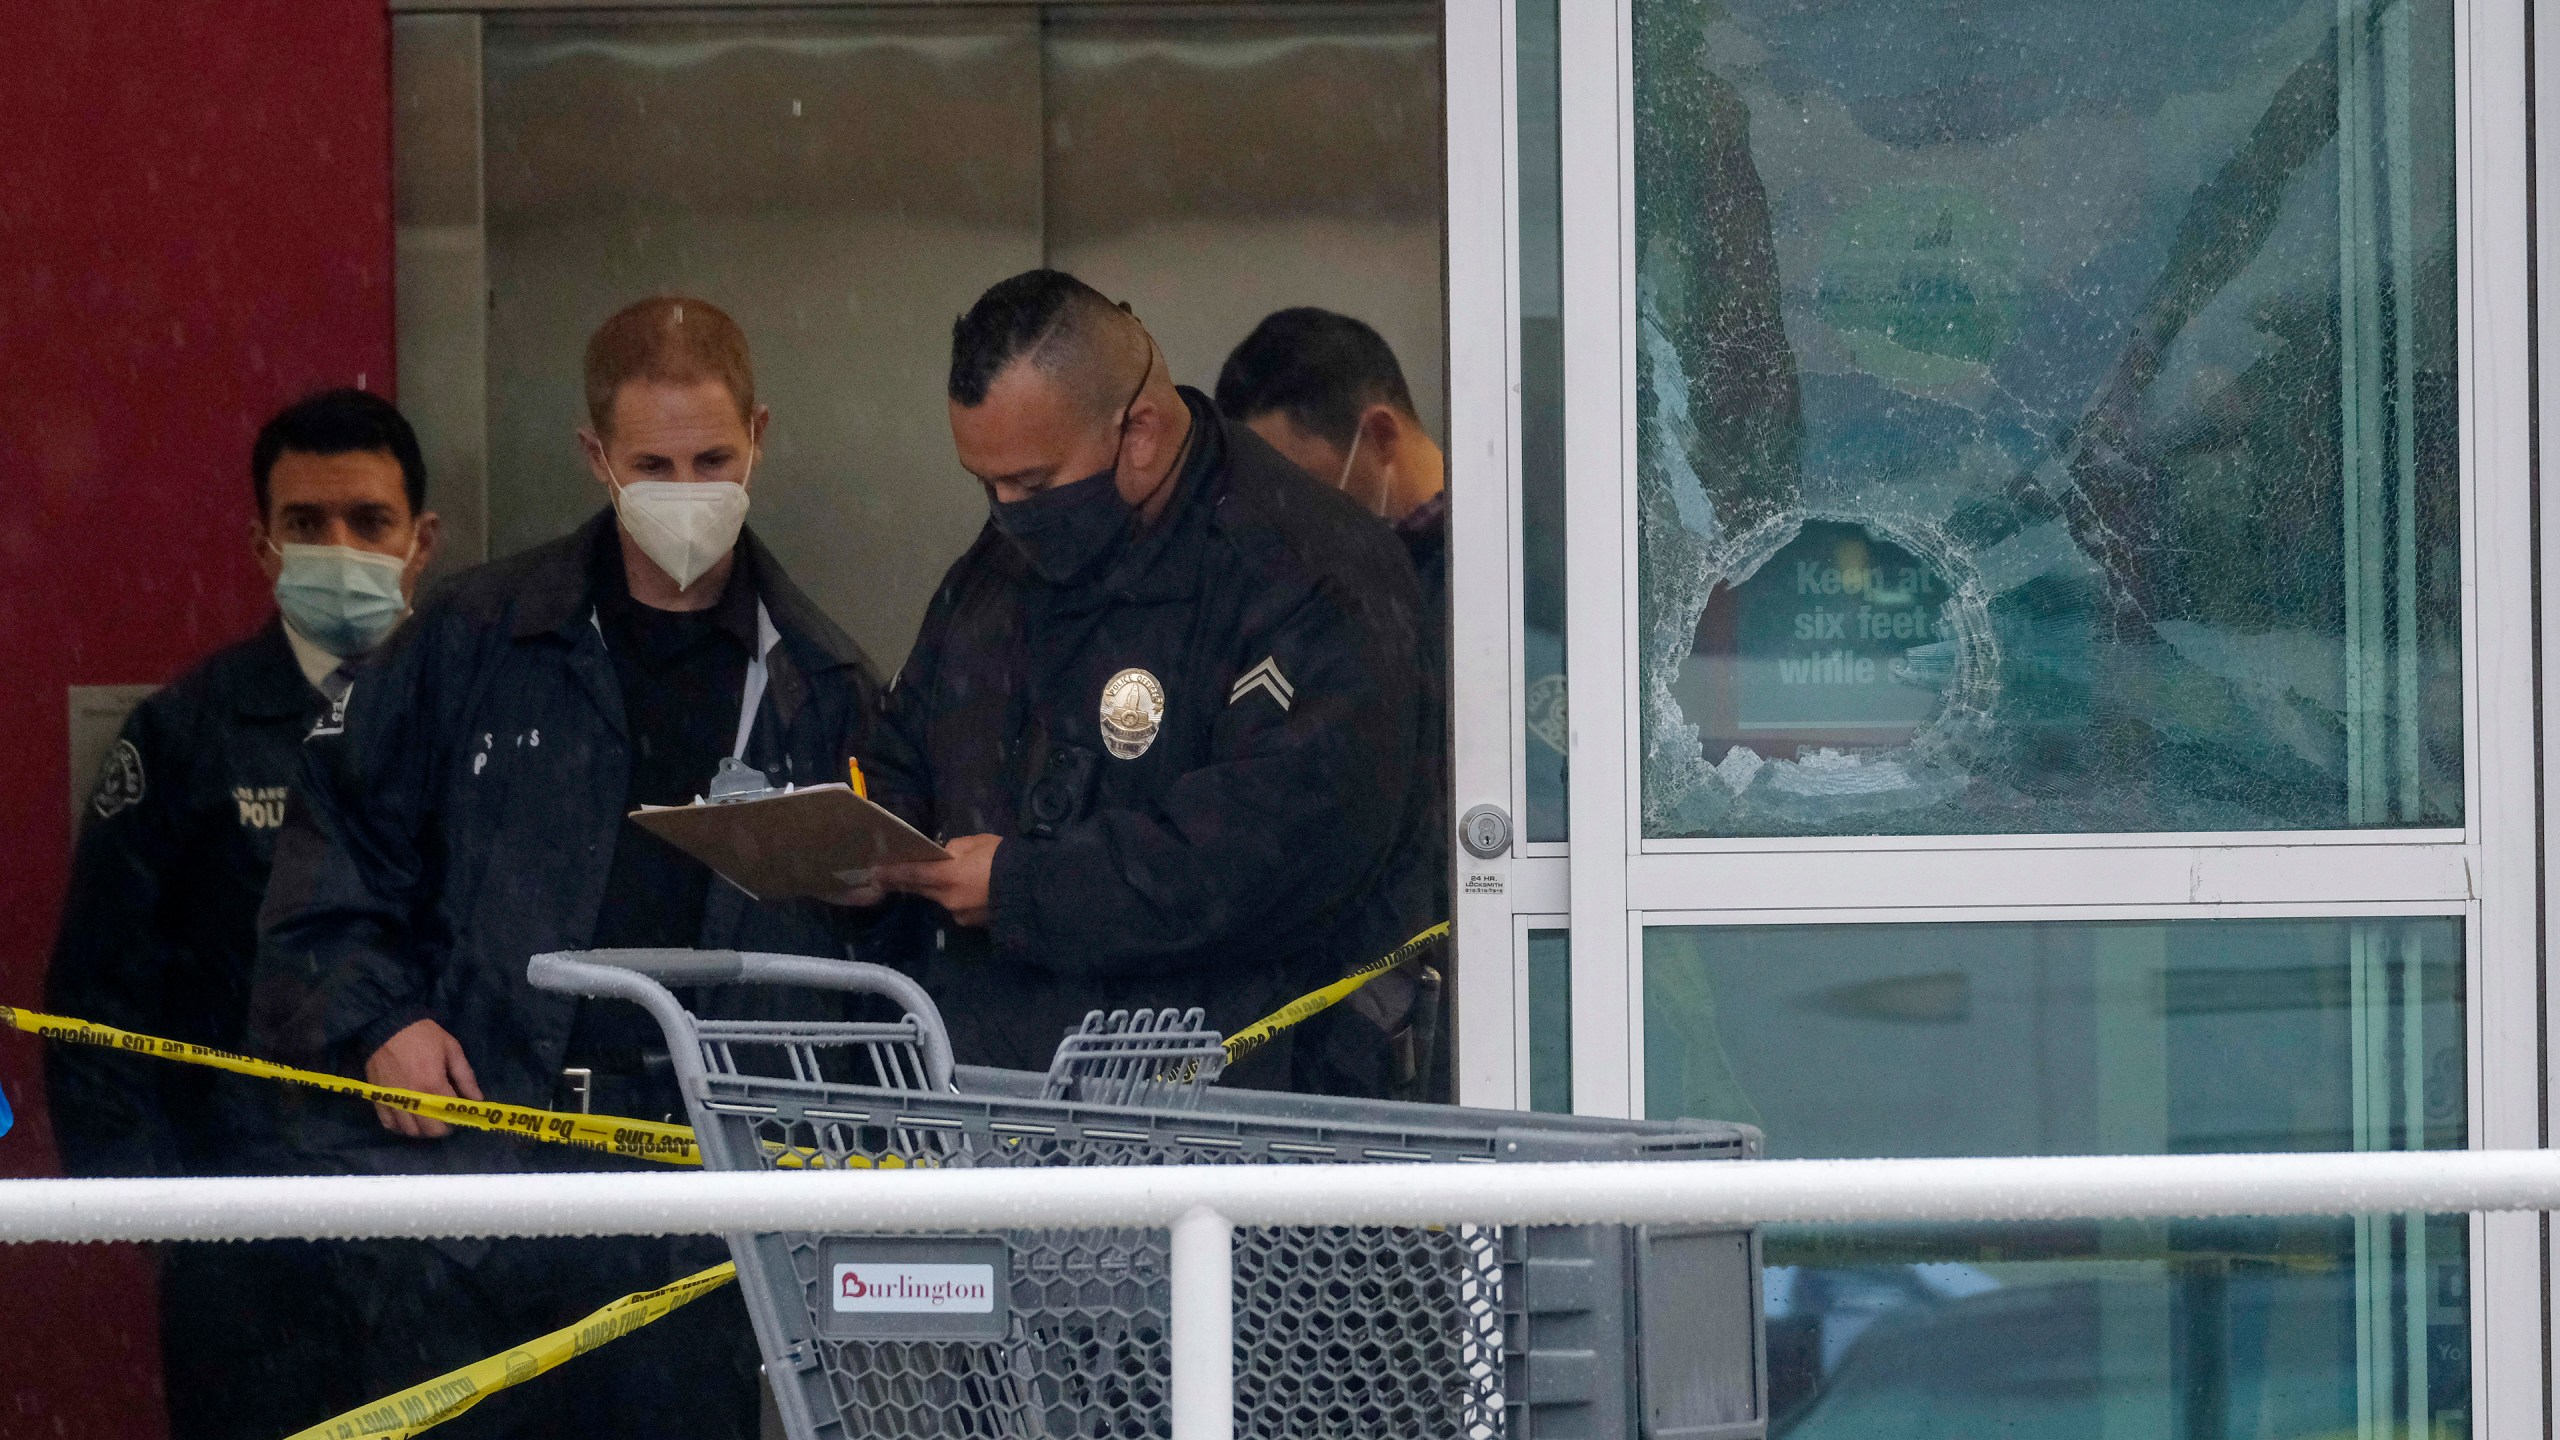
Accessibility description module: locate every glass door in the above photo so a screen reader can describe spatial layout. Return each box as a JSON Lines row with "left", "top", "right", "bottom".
{"left": 1441, "top": 0, "right": 2544, "bottom": 1430}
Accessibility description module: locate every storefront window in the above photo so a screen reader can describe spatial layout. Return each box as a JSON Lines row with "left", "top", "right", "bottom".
{"left": 1632, "top": 0, "right": 2462, "bottom": 837}
{"left": 1646, "top": 916, "right": 2468, "bottom": 1439}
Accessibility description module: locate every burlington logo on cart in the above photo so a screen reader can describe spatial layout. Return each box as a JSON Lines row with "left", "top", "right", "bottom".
{"left": 816, "top": 1239, "right": 1010, "bottom": 1339}
{"left": 833, "top": 1263, "right": 997, "bottom": 1314}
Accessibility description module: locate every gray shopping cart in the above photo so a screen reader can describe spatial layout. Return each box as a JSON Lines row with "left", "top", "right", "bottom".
{"left": 527, "top": 948, "right": 1767, "bottom": 1440}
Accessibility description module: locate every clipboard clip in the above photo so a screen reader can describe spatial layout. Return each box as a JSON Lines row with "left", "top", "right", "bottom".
{"left": 702, "top": 755, "right": 785, "bottom": 805}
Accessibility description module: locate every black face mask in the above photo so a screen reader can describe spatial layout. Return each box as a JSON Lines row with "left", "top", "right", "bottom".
{"left": 989, "top": 465, "right": 1131, "bottom": 585}
{"left": 987, "top": 367, "right": 1150, "bottom": 585}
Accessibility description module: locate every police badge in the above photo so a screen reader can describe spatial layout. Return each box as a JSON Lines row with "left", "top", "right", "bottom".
{"left": 1098, "top": 667, "right": 1166, "bottom": 760}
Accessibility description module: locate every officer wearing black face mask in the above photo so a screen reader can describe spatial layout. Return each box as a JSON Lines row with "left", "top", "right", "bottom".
{"left": 863, "top": 269, "right": 1435, "bottom": 1088}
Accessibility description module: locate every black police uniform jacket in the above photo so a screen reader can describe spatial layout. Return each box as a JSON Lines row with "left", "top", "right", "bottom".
{"left": 252, "top": 513, "right": 885, "bottom": 1175}
{"left": 47, "top": 619, "right": 323, "bottom": 1178}
{"left": 867, "top": 390, "right": 1435, "bottom": 1083}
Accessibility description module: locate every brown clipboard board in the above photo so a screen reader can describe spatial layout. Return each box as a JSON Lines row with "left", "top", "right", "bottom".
{"left": 630, "top": 784, "right": 950, "bottom": 901}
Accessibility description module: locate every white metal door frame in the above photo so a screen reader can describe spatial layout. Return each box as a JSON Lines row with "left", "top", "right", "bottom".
{"left": 1447, "top": 0, "right": 1576, "bottom": 1108}
{"left": 1443, "top": 0, "right": 1524, "bottom": 1109}
{"left": 1556, "top": 0, "right": 1639, "bottom": 1122}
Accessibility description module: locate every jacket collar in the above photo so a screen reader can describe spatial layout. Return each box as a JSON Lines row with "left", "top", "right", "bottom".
{"left": 744, "top": 528, "right": 875, "bottom": 730}
{"left": 510, "top": 509, "right": 873, "bottom": 728}
{"left": 235, "top": 616, "right": 327, "bottom": 718}
{"left": 743, "top": 525, "right": 873, "bottom": 679}
{"left": 509, "top": 510, "right": 617, "bottom": 640}
{"left": 589, "top": 521, "right": 764, "bottom": 654}
{"left": 1088, "top": 387, "right": 1222, "bottom": 606}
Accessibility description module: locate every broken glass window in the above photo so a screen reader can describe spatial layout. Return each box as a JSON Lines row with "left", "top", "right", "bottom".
{"left": 1633, "top": 0, "right": 2462, "bottom": 837}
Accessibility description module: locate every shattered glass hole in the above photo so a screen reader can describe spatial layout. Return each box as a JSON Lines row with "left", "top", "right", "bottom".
{"left": 1681, "top": 519, "right": 1962, "bottom": 758}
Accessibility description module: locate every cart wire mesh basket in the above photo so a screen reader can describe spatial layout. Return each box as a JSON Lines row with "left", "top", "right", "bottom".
{"left": 528, "top": 949, "right": 1766, "bottom": 1440}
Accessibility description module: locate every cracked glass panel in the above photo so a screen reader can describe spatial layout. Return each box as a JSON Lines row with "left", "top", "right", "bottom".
{"left": 1632, "top": 0, "right": 2461, "bottom": 837}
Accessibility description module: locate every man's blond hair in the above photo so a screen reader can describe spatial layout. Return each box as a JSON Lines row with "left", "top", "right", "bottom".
{"left": 583, "top": 296, "right": 755, "bottom": 434}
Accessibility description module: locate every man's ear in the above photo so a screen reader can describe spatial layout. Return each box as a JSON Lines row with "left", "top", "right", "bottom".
{"left": 1358, "top": 404, "right": 1404, "bottom": 465}
{"left": 251, "top": 516, "right": 282, "bottom": 582}
{"left": 578, "top": 426, "right": 615, "bottom": 491}
{"left": 744, "top": 405, "right": 771, "bottom": 487}
{"left": 404, "top": 512, "right": 444, "bottom": 598}
{"left": 1127, "top": 385, "right": 1186, "bottom": 474}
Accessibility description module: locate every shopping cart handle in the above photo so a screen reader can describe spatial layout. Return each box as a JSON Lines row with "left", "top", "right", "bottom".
{"left": 555, "top": 949, "right": 759, "bottom": 986}
{"left": 526, "top": 949, "right": 955, "bottom": 1091}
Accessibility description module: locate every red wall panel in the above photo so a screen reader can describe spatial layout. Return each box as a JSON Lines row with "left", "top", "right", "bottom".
{"left": 0, "top": 2, "right": 393, "bottom": 1432}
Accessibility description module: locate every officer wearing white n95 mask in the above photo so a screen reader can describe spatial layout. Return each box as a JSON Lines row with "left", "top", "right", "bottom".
{"left": 252, "top": 296, "right": 884, "bottom": 1440}
{"left": 46, "top": 387, "right": 437, "bottom": 1440}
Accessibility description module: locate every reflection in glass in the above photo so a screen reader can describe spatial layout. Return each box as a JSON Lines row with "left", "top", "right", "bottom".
{"left": 1526, "top": 928, "right": 1571, "bottom": 1112}
{"left": 1646, "top": 917, "right": 2468, "bottom": 1440}
{"left": 1518, "top": 0, "right": 1569, "bottom": 841}
{"left": 1632, "top": 0, "right": 2462, "bottom": 836}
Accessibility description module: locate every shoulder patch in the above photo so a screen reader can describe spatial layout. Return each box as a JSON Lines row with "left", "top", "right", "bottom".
{"left": 1229, "top": 656, "right": 1295, "bottom": 712}
{"left": 91, "top": 739, "right": 145, "bottom": 819}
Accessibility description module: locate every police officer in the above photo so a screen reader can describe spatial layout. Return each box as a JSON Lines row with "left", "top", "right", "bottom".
{"left": 1216, "top": 308, "right": 1448, "bottom": 610}
{"left": 865, "top": 270, "right": 1434, "bottom": 1089}
{"left": 1215, "top": 310, "right": 1452, "bottom": 1098}
{"left": 253, "top": 297, "right": 883, "bottom": 1439}
{"left": 47, "top": 388, "right": 438, "bottom": 1440}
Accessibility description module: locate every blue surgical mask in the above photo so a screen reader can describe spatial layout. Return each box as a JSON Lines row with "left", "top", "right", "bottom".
{"left": 273, "top": 542, "right": 411, "bottom": 657}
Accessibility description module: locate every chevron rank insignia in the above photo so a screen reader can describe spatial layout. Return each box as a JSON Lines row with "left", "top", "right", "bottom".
{"left": 1229, "top": 656, "right": 1294, "bottom": 712}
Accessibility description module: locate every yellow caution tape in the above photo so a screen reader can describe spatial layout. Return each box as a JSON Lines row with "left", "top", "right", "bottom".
{"left": 286, "top": 1261, "right": 737, "bottom": 1440}
{"left": 1221, "top": 921, "right": 1451, "bottom": 1068}
{"left": 0, "top": 1006, "right": 703, "bottom": 1167}
{"left": 8, "top": 920, "right": 1455, "bottom": 1168}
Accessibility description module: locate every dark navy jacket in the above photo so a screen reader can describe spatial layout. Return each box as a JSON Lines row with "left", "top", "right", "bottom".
{"left": 252, "top": 512, "right": 884, "bottom": 1174}
{"left": 47, "top": 619, "right": 323, "bottom": 1177}
{"left": 866, "top": 392, "right": 1435, "bottom": 1084}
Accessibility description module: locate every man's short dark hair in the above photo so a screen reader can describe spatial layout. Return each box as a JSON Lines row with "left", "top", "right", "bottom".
{"left": 1215, "top": 308, "right": 1418, "bottom": 450}
{"left": 251, "top": 388, "right": 427, "bottom": 519}
{"left": 948, "top": 269, "right": 1134, "bottom": 418}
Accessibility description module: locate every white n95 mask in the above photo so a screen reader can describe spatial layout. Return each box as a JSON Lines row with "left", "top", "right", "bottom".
{"left": 274, "top": 544, "right": 410, "bottom": 658}
{"left": 610, "top": 476, "right": 751, "bottom": 591}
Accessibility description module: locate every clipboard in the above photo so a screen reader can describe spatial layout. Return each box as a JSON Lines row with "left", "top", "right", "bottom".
{"left": 631, "top": 759, "right": 950, "bottom": 902}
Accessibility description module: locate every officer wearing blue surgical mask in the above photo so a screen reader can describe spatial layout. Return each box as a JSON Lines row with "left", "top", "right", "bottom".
{"left": 259, "top": 418, "right": 443, "bottom": 683}
{"left": 46, "top": 387, "right": 435, "bottom": 1440}
{"left": 252, "top": 296, "right": 884, "bottom": 1440}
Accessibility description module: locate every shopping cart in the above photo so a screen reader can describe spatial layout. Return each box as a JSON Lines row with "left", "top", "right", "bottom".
{"left": 528, "top": 948, "right": 1766, "bottom": 1440}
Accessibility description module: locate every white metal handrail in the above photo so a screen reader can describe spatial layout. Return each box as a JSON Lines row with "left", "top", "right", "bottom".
{"left": 11, "top": 1151, "right": 2558, "bottom": 1440}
